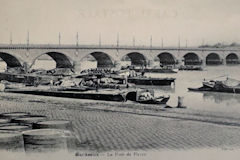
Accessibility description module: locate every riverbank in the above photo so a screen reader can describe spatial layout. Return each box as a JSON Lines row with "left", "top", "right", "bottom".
{"left": 1, "top": 92, "right": 240, "bottom": 155}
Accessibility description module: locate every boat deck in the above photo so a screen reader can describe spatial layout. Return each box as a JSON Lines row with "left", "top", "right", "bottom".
{"left": 5, "top": 88, "right": 137, "bottom": 102}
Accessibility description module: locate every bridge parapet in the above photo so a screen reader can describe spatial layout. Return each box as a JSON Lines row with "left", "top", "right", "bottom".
{"left": 0, "top": 44, "right": 240, "bottom": 52}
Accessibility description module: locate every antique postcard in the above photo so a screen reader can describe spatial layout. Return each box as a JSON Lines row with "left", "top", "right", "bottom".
{"left": 0, "top": 0, "right": 240, "bottom": 160}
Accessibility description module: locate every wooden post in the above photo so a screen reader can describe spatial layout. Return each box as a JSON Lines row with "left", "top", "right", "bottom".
{"left": 177, "top": 96, "right": 186, "bottom": 108}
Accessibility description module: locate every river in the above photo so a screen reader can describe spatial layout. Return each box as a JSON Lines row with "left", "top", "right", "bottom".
{"left": 1, "top": 60, "right": 240, "bottom": 115}
{"left": 147, "top": 66, "right": 240, "bottom": 115}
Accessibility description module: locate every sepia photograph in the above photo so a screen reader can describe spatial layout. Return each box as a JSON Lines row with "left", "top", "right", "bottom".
{"left": 0, "top": 0, "right": 240, "bottom": 159}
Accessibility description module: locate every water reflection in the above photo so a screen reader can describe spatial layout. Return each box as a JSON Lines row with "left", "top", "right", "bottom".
{"left": 145, "top": 66, "right": 240, "bottom": 112}
{"left": 203, "top": 92, "right": 240, "bottom": 104}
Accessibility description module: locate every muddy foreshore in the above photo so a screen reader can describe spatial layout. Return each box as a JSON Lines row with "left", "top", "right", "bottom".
{"left": 2, "top": 92, "right": 240, "bottom": 160}
{"left": 1, "top": 92, "right": 240, "bottom": 129}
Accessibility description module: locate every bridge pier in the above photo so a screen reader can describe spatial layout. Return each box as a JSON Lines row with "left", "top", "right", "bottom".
{"left": 73, "top": 61, "right": 82, "bottom": 74}
{"left": 202, "top": 59, "right": 206, "bottom": 67}
{"left": 114, "top": 60, "right": 121, "bottom": 70}
{"left": 148, "top": 60, "right": 155, "bottom": 68}
{"left": 222, "top": 58, "right": 226, "bottom": 65}
{"left": 22, "top": 62, "right": 29, "bottom": 73}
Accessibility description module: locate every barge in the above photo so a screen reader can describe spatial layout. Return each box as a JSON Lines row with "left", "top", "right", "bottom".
{"left": 127, "top": 77, "right": 175, "bottom": 85}
{"left": 5, "top": 88, "right": 137, "bottom": 102}
{"left": 0, "top": 72, "right": 58, "bottom": 85}
{"left": 179, "top": 65, "right": 204, "bottom": 71}
{"left": 188, "top": 78, "right": 240, "bottom": 94}
{"left": 133, "top": 68, "right": 177, "bottom": 73}
{"left": 110, "top": 75, "right": 175, "bottom": 86}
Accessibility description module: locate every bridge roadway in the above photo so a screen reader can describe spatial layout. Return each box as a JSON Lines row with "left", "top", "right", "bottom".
{"left": 0, "top": 44, "right": 240, "bottom": 72}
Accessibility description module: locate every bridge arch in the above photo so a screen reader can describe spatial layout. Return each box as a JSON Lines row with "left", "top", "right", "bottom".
{"left": 183, "top": 52, "right": 202, "bottom": 65}
{"left": 31, "top": 52, "right": 73, "bottom": 69}
{"left": 81, "top": 52, "right": 115, "bottom": 68}
{"left": 157, "top": 52, "right": 176, "bottom": 65}
{"left": 206, "top": 53, "right": 222, "bottom": 65}
{"left": 0, "top": 52, "right": 22, "bottom": 68}
{"left": 226, "top": 53, "right": 239, "bottom": 65}
{"left": 121, "top": 52, "right": 148, "bottom": 66}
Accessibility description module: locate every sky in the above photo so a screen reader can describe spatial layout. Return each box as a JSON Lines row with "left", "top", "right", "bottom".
{"left": 0, "top": 0, "right": 240, "bottom": 47}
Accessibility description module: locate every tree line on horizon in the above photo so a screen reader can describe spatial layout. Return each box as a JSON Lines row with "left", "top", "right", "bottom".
{"left": 199, "top": 42, "right": 240, "bottom": 48}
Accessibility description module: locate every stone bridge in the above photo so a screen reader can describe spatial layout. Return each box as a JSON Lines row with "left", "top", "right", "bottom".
{"left": 0, "top": 44, "right": 240, "bottom": 72}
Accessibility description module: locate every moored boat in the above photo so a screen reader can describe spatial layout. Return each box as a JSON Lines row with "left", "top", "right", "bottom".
{"left": 133, "top": 68, "right": 177, "bottom": 73}
{"left": 188, "top": 77, "right": 240, "bottom": 93}
{"left": 137, "top": 96, "right": 170, "bottom": 104}
{"left": 109, "top": 69, "right": 176, "bottom": 86}
{"left": 5, "top": 88, "right": 136, "bottom": 102}
{"left": 179, "top": 65, "right": 204, "bottom": 71}
{"left": 136, "top": 89, "right": 170, "bottom": 104}
{"left": 109, "top": 74, "right": 175, "bottom": 86}
{"left": 127, "top": 77, "right": 175, "bottom": 86}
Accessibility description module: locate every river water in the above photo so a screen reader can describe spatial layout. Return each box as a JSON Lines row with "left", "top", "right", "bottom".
{"left": 147, "top": 66, "right": 240, "bottom": 115}
{"left": 1, "top": 60, "right": 240, "bottom": 115}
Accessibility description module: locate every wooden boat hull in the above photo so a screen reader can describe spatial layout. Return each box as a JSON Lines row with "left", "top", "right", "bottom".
{"left": 5, "top": 89, "right": 132, "bottom": 102}
{"left": 57, "top": 87, "right": 90, "bottom": 92}
{"left": 179, "top": 66, "right": 203, "bottom": 71}
{"left": 188, "top": 86, "right": 240, "bottom": 94}
{"left": 137, "top": 97, "right": 170, "bottom": 104}
{"left": 133, "top": 68, "right": 177, "bottom": 73}
{"left": 111, "top": 75, "right": 175, "bottom": 86}
{"left": 127, "top": 77, "right": 175, "bottom": 86}
{"left": 0, "top": 72, "right": 58, "bottom": 85}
